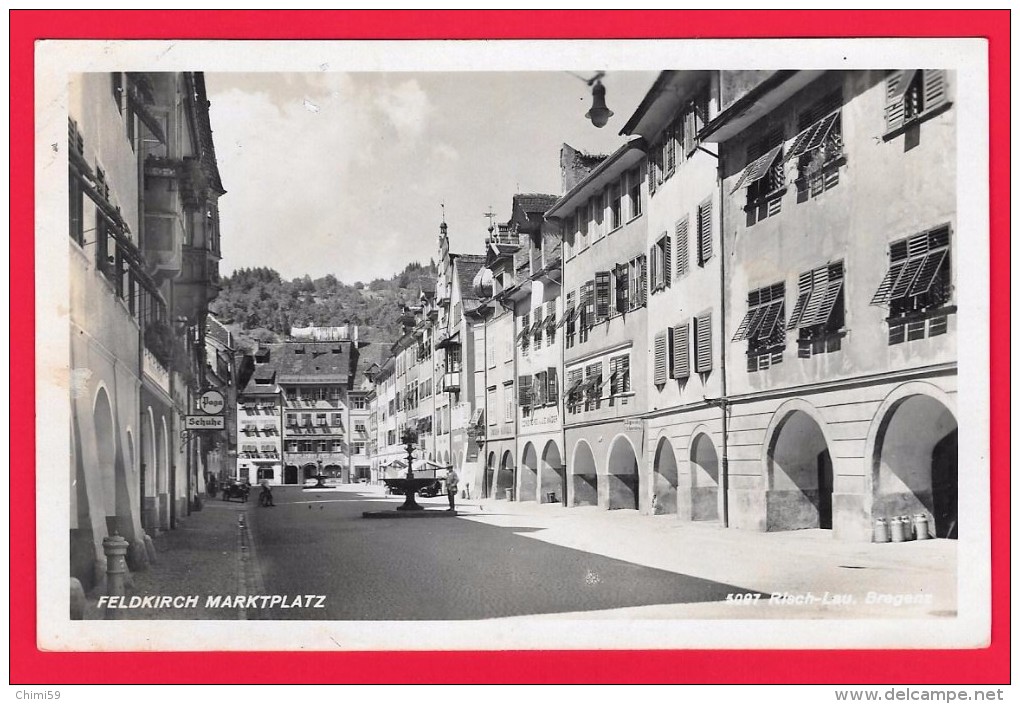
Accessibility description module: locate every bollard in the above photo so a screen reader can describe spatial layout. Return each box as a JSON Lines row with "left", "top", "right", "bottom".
{"left": 546, "top": 492, "right": 558, "bottom": 504}
{"left": 873, "top": 518, "right": 890, "bottom": 543}
{"left": 102, "top": 533, "right": 130, "bottom": 619}
{"left": 913, "top": 513, "right": 931, "bottom": 540}
{"left": 902, "top": 515, "right": 915, "bottom": 540}
{"left": 889, "top": 517, "right": 907, "bottom": 543}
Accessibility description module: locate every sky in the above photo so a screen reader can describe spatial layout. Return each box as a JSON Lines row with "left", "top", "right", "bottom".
{"left": 206, "top": 71, "right": 658, "bottom": 284}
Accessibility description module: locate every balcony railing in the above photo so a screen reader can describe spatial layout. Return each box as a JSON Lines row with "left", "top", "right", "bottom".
{"left": 142, "top": 346, "right": 170, "bottom": 394}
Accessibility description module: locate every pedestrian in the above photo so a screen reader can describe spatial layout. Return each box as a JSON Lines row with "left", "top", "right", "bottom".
{"left": 445, "top": 467, "right": 459, "bottom": 511}
{"left": 259, "top": 478, "right": 275, "bottom": 507}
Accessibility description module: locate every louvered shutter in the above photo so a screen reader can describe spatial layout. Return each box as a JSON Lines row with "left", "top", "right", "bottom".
{"left": 609, "top": 356, "right": 620, "bottom": 395}
{"left": 614, "top": 263, "right": 628, "bottom": 313}
{"left": 619, "top": 355, "right": 630, "bottom": 392}
{"left": 595, "top": 271, "right": 612, "bottom": 320}
{"left": 518, "top": 375, "right": 532, "bottom": 407}
{"left": 546, "top": 367, "right": 558, "bottom": 405}
{"left": 798, "top": 267, "right": 830, "bottom": 327}
{"left": 671, "top": 322, "right": 690, "bottom": 379}
{"left": 653, "top": 331, "right": 668, "bottom": 385}
{"left": 923, "top": 70, "right": 948, "bottom": 112}
{"left": 649, "top": 244, "right": 658, "bottom": 290}
{"left": 533, "top": 372, "right": 546, "bottom": 406}
{"left": 664, "top": 234, "right": 672, "bottom": 287}
{"left": 698, "top": 199, "right": 713, "bottom": 265}
{"left": 885, "top": 70, "right": 908, "bottom": 132}
{"left": 695, "top": 313, "right": 713, "bottom": 373}
{"left": 676, "top": 217, "right": 690, "bottom": 278}
{"left": 638, "top": 255, "right": 648, "bottom": 306}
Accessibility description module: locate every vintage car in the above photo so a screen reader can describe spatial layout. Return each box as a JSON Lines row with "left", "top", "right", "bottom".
{"left": 221, "top": 481, "right": 251, "bottom": 503}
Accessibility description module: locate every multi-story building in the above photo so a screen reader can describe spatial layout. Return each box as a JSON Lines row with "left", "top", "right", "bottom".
{"left": 370, "top": 356, "right": 400, "bottom": 481}
{"left": 68, "top": 71, "right": 224, "bottom": 606}
{"left": 236, "top": 344, "right": 282, "bottom": 484}
{"left": 204, "top": 314, "right": 237, "bottom": 483}
{"left": 702, "top": 69, "right": 957, "bottom": 540}
{"left": 619, "top": 71, "right": 724, "bottom": 521}
{"left": 547, "top": 141, "right": 649, "bottom": 511}
{"left": 349, "top": 342, "right": 386, "bottom": 481}
{"left": 505, "top": 194, "right": 564, "bottom": 504}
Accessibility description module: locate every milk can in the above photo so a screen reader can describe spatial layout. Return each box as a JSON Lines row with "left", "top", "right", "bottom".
{"left": 913, "top": 513, "right": 931, "bottom": 540}
{"left": 873, "top": 518, "right": 890, "bottom": 543}
{"left": 889, "top": 516, "right": 907, "bottom": 542}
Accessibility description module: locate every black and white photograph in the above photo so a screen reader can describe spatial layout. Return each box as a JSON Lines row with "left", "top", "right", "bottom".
{"left": 36, "top": 37, "right": 991, "bottom": 653}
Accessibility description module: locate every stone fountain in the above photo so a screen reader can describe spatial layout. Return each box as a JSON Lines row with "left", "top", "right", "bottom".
{"left": 363, "top": 429, "right": 455, "bottom": 519}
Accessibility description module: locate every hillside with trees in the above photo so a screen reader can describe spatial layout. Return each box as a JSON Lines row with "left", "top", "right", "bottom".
{"left": 211, "top": 261, "right": 438, "bottom": 352}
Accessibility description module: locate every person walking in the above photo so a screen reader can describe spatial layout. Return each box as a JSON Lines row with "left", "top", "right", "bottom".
{"left": 445, "top": 467, "right": 459, "bottom": 511}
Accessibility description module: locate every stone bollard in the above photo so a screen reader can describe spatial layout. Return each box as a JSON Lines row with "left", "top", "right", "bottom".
{"left": 70, "top": 578, "right": 86, "bottom": 620}
{"left": 873, "top": 517, "right": 890, "bottom": 543}
{"left": 102, "top": 533, "right": 130, "bottom": 620}
{"left": 913, "top": 513, "right": 931, "bottom": 540}
{"left": 127, "top": 538, "right": 150, "bottom": 572}
{"left": 889, "top": 517, "right": 907, "bottom": 543}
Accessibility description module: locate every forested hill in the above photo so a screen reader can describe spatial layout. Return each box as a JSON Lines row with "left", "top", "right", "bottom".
{"left": 210, "top": 261, "right": 438, "bottom": 352}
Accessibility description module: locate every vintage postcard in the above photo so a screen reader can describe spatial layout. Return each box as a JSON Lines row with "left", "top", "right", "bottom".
{"left": 33, "top": 33, "right": 992, "bottom": 658}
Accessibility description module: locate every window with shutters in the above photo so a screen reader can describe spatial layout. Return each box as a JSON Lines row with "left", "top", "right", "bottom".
{"left": 584, "top": 362, "right": 603, "bottom": 411}
{"left": 884, "top": 70, "right": 950, "bottom": 137}
{"left": 614, "top": 263, "right": 629, "bottom": 314}
{"left": 871, "top": 225, "right": 952, "bottom": 345}
{"left": 544, "top": 300, "right": 557, "bottom": 346}
{"left": 663, "top": 121, "right": 678, "bottom": 179}
{"left": 532, "top": 306, "right": 544, "bottom": 346}
{"left": 734, "top": 284, "right": 786, "bottom": 372}
{"left": 566, "top": 368, "right": 584, "bottom": 414}
{"left": 518, "top": 375, "right": 533, "bottom": 410}
{"left": 564, "top": 290, "right": 577, "bottom": 349}
{"left": 697, "top": 199, "right": 713, "bottom": 266}
{"left": 652, "top": 233, "right": 672, "bottom": 292}
{"left": 790, "top": 90, "right": 844, "bottom": 199}
{"left": 546, "top": 367, "right": 559, "bottom": 406}
{"left": 579, "top": 280, "right": 595, "bottom": 343}
{"left": 595, "top": 272, "right": 612, "bottom": 321}
{"left": 609, "top": 184, "right": 622, "bottom": 231}
{"left": 628, "top": 254, "right": 647, "bottom": 311}
{"left": 736, "top": 128, "right": 785, "bottom": 220}
{"left": 627, "top": 167, "right": 643, "bottom": 220}
{"left": 675, "top": 216, "right": 690, "bottom": 279}
{"left": 609, "top": 354, "right": 631, "bottom": 398}
{"left": 671, "top": 321, "right": 691, "bottom": 379}
{"left": 788, "top": 261, "right": 845, "bottom": 358}
{"left": 682, "top": 86, "right": 711, "bottom": 157}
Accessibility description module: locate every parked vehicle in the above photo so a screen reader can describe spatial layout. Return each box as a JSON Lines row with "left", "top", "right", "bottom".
{"left": 221, "top": 481, "right": 250, "bottom": 503}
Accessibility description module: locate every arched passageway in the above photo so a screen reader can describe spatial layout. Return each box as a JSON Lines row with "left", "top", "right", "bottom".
{"left": 606, "top": 436, "right": 640, "bottom": 510}
{"left": 874, "top": 395, "right": 957, "bottom": 539}
{"left": 93, "top": 389, "right": 117, "bottom": 533}
{"left": 768, "top": 410, "right": 832, "bottom": 530}
{"left": 284, "top": 465, "right": 299, "bottom": 484}
{"left": 519, "top": 442, "right": 538, "bottom": 502}
{"left": 652, "top": 437, "right": 678, "bottom": 514}
{"left": 484, "top": 452, "right": 496, "bottom": 498}
{"left": 540, "top": 441, "right": 564, "bottom": 504}
{"left": 571, "top": 441, "right": 598, "bottom": 507}
{"left": 495, "top": 450, "right": 515, "bottom": 500}
{"left": 690, "top": 433, "right": 720, "bottom": 522}
{"left": 302, "top": 464, "right": 318, "bottom": 480}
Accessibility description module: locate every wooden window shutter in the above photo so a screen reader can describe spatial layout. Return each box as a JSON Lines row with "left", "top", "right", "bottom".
{"left": 614, "top": 263, "right": 629, "bottom": 313}
{"left": 533, "top": 372, "right": 546, "bottom": 406}
{"left": 676, "top": 217, "right": 690, "bottom": 278}
{"left": 649, "top": 244, "right": 658, "bottom": 290}
{"left": 653, "top": 331, "right": 669, "bottom": 385}
{"left": 671, "top": 322, "right": 690, "bottom": 379}
{"left": 518, "top": 375, "right": 532, "bottom": 407}
{"left": 639, "top": 255, "right": 648, "bottom": 306}
{"left": 885, "top": 70, "right": 907, "bottom": 132}
{"left": 923, "top": 70, "right": 948, "bottom": 112}
{"left": 547, "top": 367, "right": 558, "bottom": 405}
{"left": 695, "top": 313, "right": 713, "bottom": 373}
{"left": 595, "top": 271, "right": 612, "bottom": 320}
{"left": 664, "top": 233, "right": 672, "bottom": 287}
{"left": 698, "top": 199, "right": 713, "bottom": 265}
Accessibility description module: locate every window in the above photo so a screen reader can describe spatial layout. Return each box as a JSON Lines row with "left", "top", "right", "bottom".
{"left": 653, "top": 331, "right": 671, "bottom": 386}
{"left": 353, "top": 442, "right": 365, "bottom": 455}
{"left": 609, "top": 354, "right": 631, "bottom": 396}
{"left": 532, "top": 306, "right": 544, "bottom": 346}
{"left": 354, "top": 422, "right": 366, "bottom": 434}
{"left": 694, "top": 313, "right": 713, "bottom": 374}
{"left": 579, "top": 280, "right": 595, "bottom": 344}
{"left": 583, "top": 362, "right": 602, "bottom": 411}
{"left": 518, "top": 375, "right": 533, "bottom": 409}
{"left": 544, "top": 300, "right": 557, "bottom": 346}
{"left": 545, "top": 367, "right": 558, "bottom": 405}
{"left": 788, "top": 261, "right": 845, "bottom": 357}
{"left": 533, "top": 371, "right": 548, "bottom": 407}
{"left": 627, "top": 167, "right": 642, "bottom": 219}
{"left": 577, "top": 208, "right": 589, "bottom": 251}
{"left": 69, "top": 167, "right": 84, "bottom": 245}
{"left": 675, "top": 216, "right": 690, "bottom": 279}
{"left": 885, "top": 70, "right": 949, "bottom": 134}
{"left": 301, "top": 413, "right": 312, "bottom": 427}
{"left": 872, "top": 225, "right": 952, "bottom": 344}
{"left": 682, "top": 87, "right": 710, "bottom": 157}
{"left": 563, "top": 291, "right": 577, "bottom": 349}
{"left": 628, "top": 255, "right": 648, "bottom": 310}
{"left": 316, "top": 413, "right": 328, "bottom": 426}
{"left": 733, "top": 283, "right": 785, "bottom": 372}
{"left": 504, "top": 383, "right": 514, "bottom": 423}
{"left": 614, "top": 264, "right": 629, "bottom": 314}
{"left": 352, "top": 395, "right": 367, "bottom": 410}
{"left": 697, "top": 199, "right": 713, "bottom": 266}
{"left": 592, "top": 193, "right": 606, "bottom": 241}
{"left": 566, "top": 368, "right": 584, "bottom": 414}
{"left": 651, "top": 232, "right": 672, "bottom": 292}
{"left": 735, "top": 128, "right": 785, "bottom": 218}
{"left": 663, "top": 121, "right": 677, "bottom": 177}
{"left": 671, "top": 322, "right": 691, "bottom": 380}
{"left": 788, "top": 91, "right": 844, "bottom": 198}
{"left": 609, "top": 185, "right": 622, "bottom": 230}
{"left": 594, "top": 271, "right": 612, "bottom": 321}
{"left": 518, "top": 311, "right": 530, "bottom": 353}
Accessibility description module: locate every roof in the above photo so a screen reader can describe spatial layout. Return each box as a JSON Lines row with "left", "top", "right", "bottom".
{"left": 190, "top": 73, "right": 225, "bottom": 195}
{"left": 253, "top": 341, "right": 353, "bottom": 385}
{"left": 205, "top": 314, "right": 232, "bottom": 347}
{"left": 352, "top": 342, "right": 390, "bottom": 388}
{"left": 513, "top": 193, "right": 558, "bottom": 216}
{"left": 453, "top": 254, "right": 486, "bottom": 303}
{"left": 545, "top": 137, "right": 646, "bottom": 219}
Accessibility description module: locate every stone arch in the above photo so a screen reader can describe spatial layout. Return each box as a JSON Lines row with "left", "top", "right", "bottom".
{"left": 869, "top": 384, "right": 957, "bottom": 539}
{"left": 540, "top": 440, "right": 564, "bottom": 504}
{"left": 302, "top": 463, "right": 319, "bottom": 480}
{"left": 442, "top": 450, "right": 450, "bottom": 466}
{"left": 143, "top": 409, "right": 157, "bottom": 496}
{"left": 284, "top": 465, "right": 299, "bottom": 484}
{"left": 652, "top": 435, "right": 678, "bottom": 515}
{"left": 605, "top": 434, "right": 640, "bottom": 510}
{"left": 570, "top": 440, "right": 598, "bottom": 507}
{"left": 92, "top": 387, "right": 117, "bottom": 521}
{"left": 495, "top": 450, "right": 515, "bottom": 499}
{"left": 485, "top": 451, "right": 496, "bottom": 498}
{"left": 689, "top": 431, "right": 720, "bottom": 522}
{"left": 764, "top": 400, "right": 835, "bottom": 531}
{"left": 519, "top": 442, "right": 538, "bottom": 502}
{"left": 323, "top": 464, "right": 341, "bottom": 478}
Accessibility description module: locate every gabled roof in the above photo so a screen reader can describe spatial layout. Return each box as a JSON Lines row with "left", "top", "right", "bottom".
{"left": 206, "top": 314, "right": 232, "bottom": 347}
{"left": 273, "top": 341, "right": 352, "bottom": 383}
{"left": 452, "top": 253, "right": 486, "bottom": 303}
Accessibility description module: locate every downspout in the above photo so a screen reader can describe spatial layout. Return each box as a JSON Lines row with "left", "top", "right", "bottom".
{"left": 136, "top": 109, "right": 147, "bottom": 532}
{"left": 718, "top": 154, "right": 730, "bottom": 529}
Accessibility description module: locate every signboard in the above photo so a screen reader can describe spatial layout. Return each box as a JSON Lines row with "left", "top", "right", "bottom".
{"left": 624, "top": 418, "right": 644, "bottom": 432}
{"left": 186, "top": 415, "right": 225, "bottom": 430}
{"left": 198, "top": 389, "right": 225, "bottom": 415}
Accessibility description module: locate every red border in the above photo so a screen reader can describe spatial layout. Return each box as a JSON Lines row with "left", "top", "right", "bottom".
{"left": 10, "top": 10, "right": 1009, "bottom": 684}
